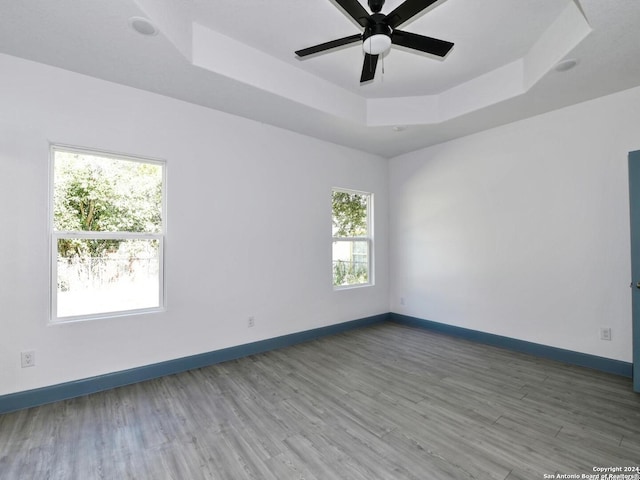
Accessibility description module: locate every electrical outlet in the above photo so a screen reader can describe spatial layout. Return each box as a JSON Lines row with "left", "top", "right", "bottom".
{"left": 248, "top": 316, "right": 255, "bottom": 328}
{"left": 400, "top": 297, "right": 405, "bottom": 306}
{"left": 21, "top": 351, "right": 35, "bottom": 368}
{"left": 600, "top": 328, "right": 612, "bottom": 341}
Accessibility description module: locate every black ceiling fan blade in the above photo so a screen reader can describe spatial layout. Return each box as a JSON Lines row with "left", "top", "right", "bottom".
{"left": 334, "top": 0, "right": 371, "bottom": 28}
{"left": 392, "top": 29, "right": 453, "bottom": 57}
{"left": 386, "top": 0, "right": 440, "bottom": 29}
{"left": 360, "top": 53, "right": 379, "bottom": 82}
{"left": 295, "top": 34, "right": 362, "bottom": 57}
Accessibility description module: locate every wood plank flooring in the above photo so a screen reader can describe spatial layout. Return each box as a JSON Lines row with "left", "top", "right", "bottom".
{"left": 1, "top": 323, "right": 639, "bottom": 479}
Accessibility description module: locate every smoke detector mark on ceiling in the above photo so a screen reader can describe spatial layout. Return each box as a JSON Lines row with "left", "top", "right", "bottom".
{"left": 554, "top": 58, "right": 579, "bottom": 72}
{"left": 129, "top": 17, "right": 158, "bottom": 37}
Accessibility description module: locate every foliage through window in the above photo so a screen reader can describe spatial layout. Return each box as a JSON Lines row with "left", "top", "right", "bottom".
{"left": 51, "top": 146, "right": 165, "bottom": 320}
{"left": 332, "top": 189, "right": 372, "bottom": 287}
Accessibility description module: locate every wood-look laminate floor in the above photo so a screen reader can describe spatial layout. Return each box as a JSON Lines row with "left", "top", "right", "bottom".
{"left": 1, "top": 323, "right": 639, "bottom": 479}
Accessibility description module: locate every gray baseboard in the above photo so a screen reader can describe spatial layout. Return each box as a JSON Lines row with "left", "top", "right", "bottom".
{"left": 0, "top": 314, "right": 387, "bottom": 414}
{"left": 389, "top": 312, "right": 632, "bottom": 378}
{"left": 2, "top": 311, "right": 633, "bottom": 414}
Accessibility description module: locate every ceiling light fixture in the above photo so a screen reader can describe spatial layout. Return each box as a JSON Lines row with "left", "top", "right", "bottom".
{"left": 554, "top": 58, "right": 578, "bottom": 72}
{"left": 129, "top": 17, "right": 158, "bottom": 36}
{"left": 362, "top": 19, "right": 392, "bottom": 56}
{"left": 363, "top": 34, "right": 392, "bottom": 55}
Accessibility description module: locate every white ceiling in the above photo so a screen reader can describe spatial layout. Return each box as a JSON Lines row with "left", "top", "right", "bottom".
{"left": 191, "top": 0, "right": 569, "bottom": 98}
{"left": 1, "top": 0, "right": 639, "bottom": 158}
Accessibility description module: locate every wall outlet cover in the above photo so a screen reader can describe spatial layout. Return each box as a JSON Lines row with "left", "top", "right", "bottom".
{"left": 600, "top": 328, "right": 612, "bottom": 341}
{"left": 21, "top": 351, "right": 35, "bottom": 368}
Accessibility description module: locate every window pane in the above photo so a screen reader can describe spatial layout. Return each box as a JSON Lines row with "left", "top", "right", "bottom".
{"left": 332, "top": 191, "right": 368, "bottom": 237}
{"left": 332, "top": 240, "right": 369, "bottom": 286}
{"left": 53, "top": 150, "right": 163, "bottom": 233}
{"left": 56, "top": 238, "right": 160, "bottom": 318}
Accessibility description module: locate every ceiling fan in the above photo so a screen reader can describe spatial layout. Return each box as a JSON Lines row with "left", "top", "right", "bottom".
{"left": 295, "top": 0, "right": 454, "bottom": 83}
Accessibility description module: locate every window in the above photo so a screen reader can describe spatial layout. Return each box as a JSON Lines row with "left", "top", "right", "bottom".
{"left": 332, "top": 188, "right": 373, "bottom": 288}
{"left": 51, "top": 146, "right": 165, "bottom": 321}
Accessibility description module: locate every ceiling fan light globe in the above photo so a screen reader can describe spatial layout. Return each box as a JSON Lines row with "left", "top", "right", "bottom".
{"left": 362, "top": 34, "right": 391, "bottom": 55}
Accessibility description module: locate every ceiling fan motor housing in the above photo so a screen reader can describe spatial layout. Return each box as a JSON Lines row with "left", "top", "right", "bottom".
{"left": 363, "top": 13, "right": 392, "bottom": 41}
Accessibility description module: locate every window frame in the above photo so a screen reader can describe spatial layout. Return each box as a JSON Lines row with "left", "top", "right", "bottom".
{"left": 49, "top": 144, "right": 166, "bottom": 323}
{"left": 331, "top": 187, "right": 374, "bottom": 290}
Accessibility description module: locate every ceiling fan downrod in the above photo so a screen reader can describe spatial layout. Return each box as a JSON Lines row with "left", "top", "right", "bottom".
{"left": 368, "top": 0, "right": 385, "bottom": 14}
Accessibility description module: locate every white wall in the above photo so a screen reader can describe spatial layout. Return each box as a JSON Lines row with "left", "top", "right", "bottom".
{"left": 389, "top": 86, "right": 640, "bottom": 362}
{"left": 0, "top": 53, "right": 389, "bottom": 396}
